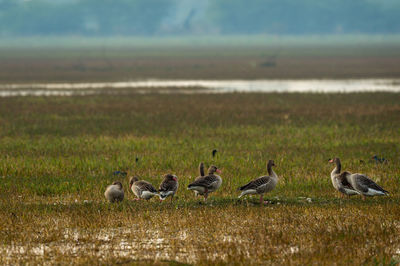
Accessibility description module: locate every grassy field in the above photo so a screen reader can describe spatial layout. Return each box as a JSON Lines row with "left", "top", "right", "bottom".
{"left": 0, "top": 92, "right": 399, "bottom": 264}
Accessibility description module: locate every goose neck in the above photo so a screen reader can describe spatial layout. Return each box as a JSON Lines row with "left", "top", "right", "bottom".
{"left": 268, "top": 166, "right": 277, "bottom": 178}
{"left": 331, "top": 160, "right": 341, "bottom": 176}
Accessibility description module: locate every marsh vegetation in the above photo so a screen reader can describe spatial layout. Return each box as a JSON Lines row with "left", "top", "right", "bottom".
{"left": 0, "top": 91, "right": 399, "bottom": 264}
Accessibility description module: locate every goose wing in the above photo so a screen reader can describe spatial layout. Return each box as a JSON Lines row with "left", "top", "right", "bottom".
{"left": 188, "top": 175, "right": 218, "bottom": 189}
{"left": 353, "top": 174, "right": 388, "bottom": 194}
{"left": 239, "top": 176, "right": 271, "bottom": 191}
{"left": 136, "top": 180, "right": 158, "bottom": 193}
{"left": 159, "top": 179, "right": 178, "bottom": 193}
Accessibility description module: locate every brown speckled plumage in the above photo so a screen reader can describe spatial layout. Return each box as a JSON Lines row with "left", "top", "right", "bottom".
{"left": 188, "top": 165, "right": 222, "bottom": 201}
{"left": 238, "top": 160, "right": 278, "bottom": 204}
{"left": 129, "top": 176, "right": 158, "bottom": 200}
{"left": 329, "top": 158, "right": 360, "bottom": 196}
{"left": 159, "top": 174, "right": 178, "bottom": 201}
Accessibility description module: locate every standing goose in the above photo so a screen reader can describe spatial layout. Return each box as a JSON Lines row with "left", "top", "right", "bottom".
{"left": 328, "top": 158, "right": 359, "bottom": 197}
{"left": 238, "top": 160, "right": 278, "bottom": 204}
{"left": 188, "top": 165, "right": 222, "bottom": 202}
{"left": 158, "top": 174, "right": 179, "bottom": 201}
{"left": 104, "top": 181, "right": 124, "bottom": 203}
{"left": 129, "top": 176, "right": 158, "bottom": 200}
{"left": 330, "top": 157, "right": 389, "bottom": 198}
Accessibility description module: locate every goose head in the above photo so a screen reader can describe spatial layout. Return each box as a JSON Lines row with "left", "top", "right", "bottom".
{"left": 266, "top": 160, "right": 276, "bottom": 175}
{"left": 328, "top": 157, "right": 341, "bottom": 164}
{"left": 164, "top": 174, "right": 178, "bottom": 182}
{"left": 267, "top": 160, "right": 276, "bottom": 167}
{"left": 328, "top": 157, "right": 341, "bottom": 173}
{"left": 112, "top": 181, "right": 123, "bottom": 190}
{"left": 129, "top": 176, "right": 139, "bottom": 189}
{"left": 212, "top": 149, "right": 218, "bottom": 157}
{"left": 208, "top": 165, "right": 221, "bottom": 175}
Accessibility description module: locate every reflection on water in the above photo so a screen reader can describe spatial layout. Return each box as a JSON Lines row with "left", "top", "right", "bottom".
{"left": 1, "top": 227, "right": 192, "bottom": 263}
{"left": 0, "top": 79, "right": 399, "bottom": 97}
{"left": 0, "top": 227, "right": 235, "bottom": 264}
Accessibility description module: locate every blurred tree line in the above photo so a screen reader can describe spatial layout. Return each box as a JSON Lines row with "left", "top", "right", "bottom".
{"left": 0, "top": 0, "right": 399, "bottom": 36}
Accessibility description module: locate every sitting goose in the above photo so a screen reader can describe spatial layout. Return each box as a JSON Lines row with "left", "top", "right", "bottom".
{"left": 331, "top": 157, "right": 389, "bottom": 198}
{"left": 129, "top": 176, "right": 158, "bottom": 200}
{"left": 188, "top": 165, "right": 222, "bottom": 202}
{"left": 329, "top": 158, "right": 359, "bottom": 197}
{"left": 159, "top": 174, "right": 179, "bottom": 201}
{"left": 238, "top": 160, "right": 278, "bottom": 204}
{"left": 104, "top": 181, "right": 124, "bottom": 203}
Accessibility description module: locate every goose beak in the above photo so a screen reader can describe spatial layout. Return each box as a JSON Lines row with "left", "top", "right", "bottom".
{"left": 328, "top": 159, "right": 334, "bottom": 163}
{"left": 216, "top": 169, "right": 222, "bottom": 174}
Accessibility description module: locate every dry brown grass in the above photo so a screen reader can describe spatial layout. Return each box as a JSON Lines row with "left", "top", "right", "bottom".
{"left": 1, "top": 200, "right": 399, "bottom": 265}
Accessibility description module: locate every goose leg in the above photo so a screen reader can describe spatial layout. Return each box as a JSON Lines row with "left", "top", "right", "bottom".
{"left": 260, "top": 195, "right": 263, "bottom": 204}
{"left": 204, "top": 189, "right": 208, "bottom": 202}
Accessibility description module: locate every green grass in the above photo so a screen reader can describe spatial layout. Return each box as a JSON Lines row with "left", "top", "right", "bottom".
{"left": 0, "top": 92, "right": 399, "bottom": 264}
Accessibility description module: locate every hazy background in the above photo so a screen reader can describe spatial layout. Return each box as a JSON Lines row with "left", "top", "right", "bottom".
{"left": 1, "top": 0, "right": 400, "bottom": 83}
{"left": 0, "top": 0, "right": 399, "bottom": 37}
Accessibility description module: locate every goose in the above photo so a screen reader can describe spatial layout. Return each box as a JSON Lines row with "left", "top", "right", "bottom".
{"left": 158, "top": 174, "right": 178, "bottom": 201}
{"left": 188, "top": 165, "right": 222, "bottom": 202}
{"left": 129, "top": 176, "right": 158, "bottom": 200}
{"left": 328, "top": 158, "right": 359, "bottom": 197}
{"left": 104, "top": 181, "right": 124, "bottom": 203}
{"left": 330, "top": 157, "right": 389, "bottom": 198}
{"left": 238, "top": 160, "right": 278, "bottom": 204}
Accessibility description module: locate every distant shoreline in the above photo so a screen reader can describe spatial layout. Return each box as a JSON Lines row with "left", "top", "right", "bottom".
{"left": 1, "top": 35, "right": 400, "bottom": 49}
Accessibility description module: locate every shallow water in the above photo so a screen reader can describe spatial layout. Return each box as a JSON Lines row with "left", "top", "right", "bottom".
{"left": 0, "top": 226, "right": 243, "bottom": 264}
{"left": 0, "top": 227, "right": 191, "bottom": 263}
{"left": 0, "top": 79, "right": 399, "bottom": 97}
